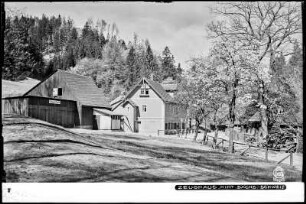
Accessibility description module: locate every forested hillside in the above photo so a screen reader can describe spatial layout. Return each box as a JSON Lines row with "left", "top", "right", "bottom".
{"left": 3, "top": 11, "right": 182, "bottom": 99}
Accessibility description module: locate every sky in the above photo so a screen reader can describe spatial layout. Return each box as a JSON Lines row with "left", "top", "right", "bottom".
{"left": 5, "top": 1, "right": 216, "bottom": 68}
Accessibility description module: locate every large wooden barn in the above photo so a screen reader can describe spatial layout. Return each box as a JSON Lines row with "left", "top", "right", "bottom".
{"left": 2, "top": 70, "right": 111, "bottom": 129}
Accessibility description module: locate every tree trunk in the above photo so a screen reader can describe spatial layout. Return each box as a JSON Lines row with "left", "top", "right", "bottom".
{"left": 228, "top": 78, "right": 238, "bottom": 153}
{"left": 258, "top": 81, "right": 268, "bottom": 139}
{"left": 228, "top": 124, "right": 235, "bottom": 153}
{"left": 213, "top": 127, "right": 219, "bottom": 149}
{"left": 258, "top": 51, "right": 275, "bottom": 141}
{"left": 201, "top": 119, "right": 208, "bottom": 144}
{"left": 193, "top": 122, "right": 199, "bottom": 142}
{"left": 213, "top": 111, "right": 218, "bottom": 148}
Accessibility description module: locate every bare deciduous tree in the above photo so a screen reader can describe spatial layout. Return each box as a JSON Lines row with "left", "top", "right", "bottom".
{"left": 207, "top": 1, "right": 302, "bottom": 139}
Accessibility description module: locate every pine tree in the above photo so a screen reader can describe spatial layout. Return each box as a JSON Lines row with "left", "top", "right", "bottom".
{"left": 125, "top": 46, "right": 139, "bottom": 90}
{"left": 285, "top": 40, "right": 303, "bottom": 125}
{"left": 144, "top": 44, "right": 158, "bottom": 78}
{"left": 271, "top": 53, "right": 286, "bottom": 76}
{"left": 99, "top": 33, "right": 107, "bottom": 47}
{"left": 161, "top": 46, "right": 177, "bottom": 80}
{"left": 3, "top": 15, "right": 43, "bottom": 80}
{"left": 287, "top": 40, "right": 303, "bottom": 78}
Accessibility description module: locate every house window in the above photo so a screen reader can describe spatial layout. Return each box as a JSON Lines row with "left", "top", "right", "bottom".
{"left": 166, "top": 123, "right": 171, "bottom": 130}
{"left": 142, "top": 105, "right": 147, "bottom": 112}
{"left": 112, "top": 115, "right": 120, "bottom": 120}
{"left": 140, "top": 88, "right": 149, "bottom": 97}
{"left": 58, "top": 88, "right": 62, "bottom": 96}
{"left": 53, "top": 88, "right": 63, "bottom": 97}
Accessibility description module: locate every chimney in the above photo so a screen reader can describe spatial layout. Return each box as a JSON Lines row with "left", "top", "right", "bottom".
{"left": 150, "top": 73, "right": 154, "bottom": 80}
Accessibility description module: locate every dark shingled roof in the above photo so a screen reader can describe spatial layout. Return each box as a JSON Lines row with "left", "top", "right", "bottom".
{"left": 2, "top": 77, "right": 40, "bottom": 98}
{"left": 161, "top": 83, "right": 178, "bottom": 91}
{"left": 94, "top": 108, "right": 123, "bottom": 116}
{"left": 110, "top": 94, "right": 125, "bottom": 106}
{"left": 111, "top": 77, "right": 180, "bottom": 112}
{"left": 144, "top": 78, "right": 176, "bottom": 103}
{"left": 161, "top": 77, "right": 178, "bottom": 92}
{"left": 119, "top": 77, "right": 177, "bottom": 105}
{"left": 122, "top": 99, "right": 138, "bottom": 107}
{"left": 59, "top": 70, "right": 111, "bottom": 108}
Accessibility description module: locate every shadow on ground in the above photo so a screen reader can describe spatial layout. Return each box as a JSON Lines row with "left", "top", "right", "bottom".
{"left": 3, "top": 115, "right": 302, "bottom": 182}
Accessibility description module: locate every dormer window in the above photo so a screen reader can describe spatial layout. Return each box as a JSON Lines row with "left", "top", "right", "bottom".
{"left": 140, "top": 88, "right": 149, "bottom": 97}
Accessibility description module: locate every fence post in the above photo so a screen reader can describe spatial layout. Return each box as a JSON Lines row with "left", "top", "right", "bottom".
{"left": 265, "top": 147, "right": 268, "bottom": 161}
{"left": 221, "top": 139, "right": 224, "bottom": 149}
{"left": 290, "top": 153, "right": 293, "bottom": 166}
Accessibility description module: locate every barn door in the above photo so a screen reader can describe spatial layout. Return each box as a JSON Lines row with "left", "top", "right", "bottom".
{"left": 92, "top": 115, "right": 98, "bottom": 130}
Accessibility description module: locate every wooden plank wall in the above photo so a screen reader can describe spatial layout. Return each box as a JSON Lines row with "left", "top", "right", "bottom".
{"left": 2, "top": 98, "right": 29, "bottom": 116}
{"left": 28, "top": 97, "right": 78, "bottom": 128}
{"left": 81, "top": 106, "right": 93, "bottom": 129}
{"left": 2, "top": 97, "right": 79, "bottom": 128}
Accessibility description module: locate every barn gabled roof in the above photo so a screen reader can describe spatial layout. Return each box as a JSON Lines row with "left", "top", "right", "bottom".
{"left": 124, "top": 77, "right": 176, "bottom": 103}
{"left": 60, "top": 70, "right": 111, "bottom": 108}
{"left": 24, "top": 70, "right": 111, "bottom": 109}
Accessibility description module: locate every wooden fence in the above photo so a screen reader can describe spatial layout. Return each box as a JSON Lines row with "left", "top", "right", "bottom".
{"left": 203, "top": 135, "right": 297, "bottom": 167}
{"left": 157, "top": 128, "right": 195, "bottom": 136}
{"left": 157, "top": 128, "right": 298, "bottom": 167}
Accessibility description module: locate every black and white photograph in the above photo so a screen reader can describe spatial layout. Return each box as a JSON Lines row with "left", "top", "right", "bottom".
{"left": 1, "top": 1, "right": 304, "bottom": 202}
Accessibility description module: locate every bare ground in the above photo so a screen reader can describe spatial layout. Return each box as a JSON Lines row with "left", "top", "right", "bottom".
{"left": 3, "top": 115, "right": 302, "bottom": 182}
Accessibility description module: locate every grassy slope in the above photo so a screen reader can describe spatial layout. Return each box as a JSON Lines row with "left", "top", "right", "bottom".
{"left": 2, "top": 78, "right": 40, "bottom": 98}
{"left": 3, "top": 115, "right": 302, "bottom": 182}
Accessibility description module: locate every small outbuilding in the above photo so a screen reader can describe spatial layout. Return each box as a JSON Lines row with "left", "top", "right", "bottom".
{"left": 93, "top": 108, "right": 123, "bottom": 130}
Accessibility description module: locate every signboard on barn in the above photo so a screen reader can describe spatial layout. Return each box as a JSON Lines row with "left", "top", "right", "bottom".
{"left": 49, "top": 99, "right": 61, "bottom": 105}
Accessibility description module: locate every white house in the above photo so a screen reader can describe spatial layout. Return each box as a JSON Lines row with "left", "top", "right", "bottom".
{"left": 111, "top": 77, "right": 188, "bottom": 135}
